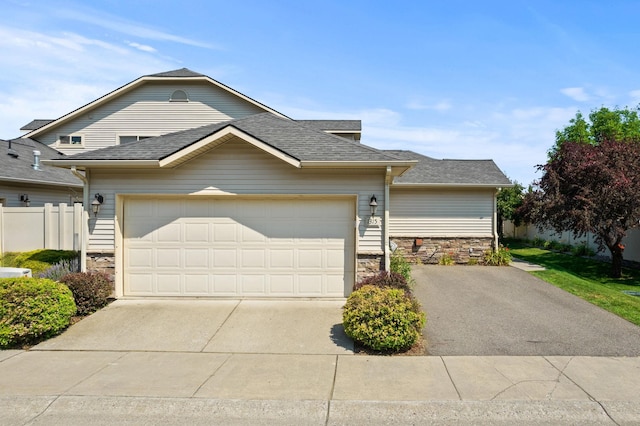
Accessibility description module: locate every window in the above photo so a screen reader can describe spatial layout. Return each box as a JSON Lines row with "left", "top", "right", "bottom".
{"left": 170, "top": 90, "right": 189, "bottom": 102}
{"left": 119, "top": 135, "right": 152, "bottom": 145}
{"left": 59, "top": 135, "right": 83, "bottom": 146}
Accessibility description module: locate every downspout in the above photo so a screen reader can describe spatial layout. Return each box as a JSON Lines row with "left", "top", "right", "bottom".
{"left": 71, "top": 166, "right": 88, "bottom": 272}
{"left": 493, "top": 189, "right": 499, "bottom": 250}
{"left": 384, "top": 166, "right": 392, "bottom": 271}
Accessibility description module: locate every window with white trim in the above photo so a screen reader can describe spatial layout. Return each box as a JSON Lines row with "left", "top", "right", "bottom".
{"left": 58, "top": 135, "right": 83, "bottom": 146}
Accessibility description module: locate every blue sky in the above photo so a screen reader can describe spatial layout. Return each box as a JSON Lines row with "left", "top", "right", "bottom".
{"left": 2, "top": 0, "right": 640, "bottom": 186}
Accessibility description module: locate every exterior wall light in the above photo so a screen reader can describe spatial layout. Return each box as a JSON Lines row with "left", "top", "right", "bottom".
{"left": 369, "top": 194, "right": 378, "bottom": 217}
{"left": 92, "top": 193, "right": 104, "bottom": 217}
{"left": 20, "top": 194, "right": 30, "bottom": 207}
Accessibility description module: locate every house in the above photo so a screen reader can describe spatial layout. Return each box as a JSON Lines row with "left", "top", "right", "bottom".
{"left": 28, "top": 68, "right": 510, "bottom": 298}
{"left": 0, "top": 137, "right": 82, "bottom": 207}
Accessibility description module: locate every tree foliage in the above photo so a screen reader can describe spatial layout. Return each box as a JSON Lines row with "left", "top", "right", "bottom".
{"left": 520, "top": 139, "right": 640, "bottom": 277}
{"left": 552, "top": 106, "right": 640, "bottom": 155}
{"left": 497, "top": 181, "right": 525, "bottom": 226}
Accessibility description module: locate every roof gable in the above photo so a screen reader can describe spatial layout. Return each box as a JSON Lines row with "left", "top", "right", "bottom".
{"left": 22, "top": 68, "right": 289, "bottom": 139}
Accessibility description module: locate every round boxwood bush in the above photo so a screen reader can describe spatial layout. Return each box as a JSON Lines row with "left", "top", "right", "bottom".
{"left": 0, "top": 277, "right": 76, "bottom": 348}
{"left": 343, "top": 285, "right": 425, "bottom": 352}
{"left": 59, "top": 272, "right": 113, "bottom": 316}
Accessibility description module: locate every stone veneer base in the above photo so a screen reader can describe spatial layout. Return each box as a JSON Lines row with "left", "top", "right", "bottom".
{"left": 391, "top": 237, "right": 494, "bottom": 265}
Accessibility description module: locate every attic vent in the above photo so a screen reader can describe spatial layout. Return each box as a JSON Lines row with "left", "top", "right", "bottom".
{"left": 170, "top": 90, "right": 189, "bottom": 102}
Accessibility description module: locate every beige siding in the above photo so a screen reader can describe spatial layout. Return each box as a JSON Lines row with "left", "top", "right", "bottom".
{"left": 36, "top": 81, "right": 266, "bottom": 154}
{"left": 389, "top": 188, "right": 494, "bottom": 237}
{"left": 0, "top": 182, "right": 81, "bottom": 207}
{"left": 87, "top": 139, "right": 385, "bottom": 253}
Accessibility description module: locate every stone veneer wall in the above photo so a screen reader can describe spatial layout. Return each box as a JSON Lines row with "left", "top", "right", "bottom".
{"left": 391, "top": 237, "right": 494, "bottom": 264}
{"left": 356, "top": 254, "right": 384, "bottom": 283}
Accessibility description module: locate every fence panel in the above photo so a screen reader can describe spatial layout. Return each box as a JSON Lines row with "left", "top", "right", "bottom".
{"left": 503, "top": 220, "right": 640, "bottom": 263}
{"left": 0, "top": 203, "right": 84, "bottom": 254}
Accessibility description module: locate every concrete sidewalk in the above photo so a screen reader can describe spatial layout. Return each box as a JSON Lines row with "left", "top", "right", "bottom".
{"left": 0, "top": 350, "right": 639, "bottom": 424}
{"left": 1, "top": 299, "right": 639, "bottom": 424}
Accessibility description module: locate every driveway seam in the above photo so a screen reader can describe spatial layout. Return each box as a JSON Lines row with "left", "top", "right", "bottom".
{"left": 439, "top": 357, "right": 462, "bottom": 400}
{"left": 190, "top": 353, "right": 233, "bottom": 398}
{"left": 198, "top": 300, "right": 241, "bottom": 352}
{"left": 325, "top": 355, "right": 339, "bottom": 426}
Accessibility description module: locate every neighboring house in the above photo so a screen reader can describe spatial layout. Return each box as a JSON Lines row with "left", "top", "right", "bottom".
{"left": 0, "top": 138, "right": 82, "bottom": 207}
{"left": 27, "top": 68, "right": 510, "bottom": 299}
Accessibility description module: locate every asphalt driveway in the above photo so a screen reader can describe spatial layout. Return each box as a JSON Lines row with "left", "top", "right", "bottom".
{"left": 412, "top": 265, "right": 640, "bottom": 356}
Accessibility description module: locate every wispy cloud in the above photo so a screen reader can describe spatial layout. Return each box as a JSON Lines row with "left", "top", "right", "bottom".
{"left": 560, "top": 87, "right": 590, "bottom": 102}
{"left": 629, "top": 90, "right": 640, "bottom": 105}
{"left": 56, "top": 8, "right": 218, "bottom": 49}
{"left": 128, "top": 41, "right": 157, "bottom": 53}
{"left": 406, "top": 100, "right": 452, "bottom": 111}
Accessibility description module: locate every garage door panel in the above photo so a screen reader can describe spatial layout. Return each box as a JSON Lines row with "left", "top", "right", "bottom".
{"left": 185, "top": 249, "right": 208, "bottom": 268}
{"left": 212, "top": 249, "right": 236, "bottom": 267}
{"left": 213, "top": 223, "right": 237, "bottom": 241}
{"left": 270, "top": 249, "right": 294, "bottom": 268}
{"left": 157, "top": 275, "right": 182, "bottom": 294}
{"left": 124, "top": 197, "right": 354, "bottom": 297}
{"left": 157, "top": 248, "right": 181, "bottom": 267}
{"left": 185, "top": 223, "right": 209, "bottom": 242}
{"left": 184, "top": 275, "right": 209, "bottom": 294}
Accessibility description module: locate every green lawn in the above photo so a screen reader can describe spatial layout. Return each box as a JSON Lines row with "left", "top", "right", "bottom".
{"left": 504, "top": 240, "right": 640, "bottom": 327}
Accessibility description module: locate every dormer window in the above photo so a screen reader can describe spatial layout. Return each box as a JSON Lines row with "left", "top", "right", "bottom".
{"left": 58, "top": 134, "right": 83, "bottom": 146}
{"left": 170, "top": 90, "right": 189, "bottom": 102}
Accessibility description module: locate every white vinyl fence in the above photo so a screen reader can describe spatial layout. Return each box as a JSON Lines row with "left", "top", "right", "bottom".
{"left": 0, "top": 203, "right": 86, "bottom": 254}
{"left": 503, "top": 220, "right": 640, "bottom": 263}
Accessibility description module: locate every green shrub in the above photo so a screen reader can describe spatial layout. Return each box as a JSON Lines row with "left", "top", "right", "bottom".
{"left": 468, "top": 258, "right": 479, "bottom": 266}
{"left": 0, "top": 278, "right": 76, "bottom": 348}
{"left": 343, "top": 285, "right": 425, "bottom": 352}
{"left": 572, "top": 243, "right": 596, "bottom": 257}
{"left": 531, "top": 237, "right": 546, "bottom": 248}
{"left": 59, "top": 272, "right": 113, "bottom": 316}
{"left": 438, "top": 252, "right": 455, "bottom": 265}
{"left": 354, "top": 271, "right": 412, "bottom": 295}
{"left": 483, "top": 246, "right": 512, "bottom": 266}
{"left": 390, "top": 250, "right": 413, "bottom": 283}
{"left": 1, "top": 250, "right": 79, "bottom": 275}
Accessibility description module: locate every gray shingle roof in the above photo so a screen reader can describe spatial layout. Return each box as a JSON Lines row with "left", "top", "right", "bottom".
{"left": 146, "top": 68, "right": 206, "bottom": 78}
{"left": 0, "top": 138, "right": 82, "bottom": 186}
{"left": 57, "top": 113, "right": 401, "bottom": 163}
{"left": 296, "top": 120, "right": 362, "bottom": 132}
{"left": 20, "top": 119, "right": 55, "bottom": 131}
{"left": 385, "top": 150, "right": 512, "bottom": 186}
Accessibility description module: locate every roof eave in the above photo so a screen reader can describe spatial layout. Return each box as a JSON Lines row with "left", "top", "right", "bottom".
{"left": 0, "top": 175, "right": 83, "bottom": 188}
{"left": 392, "top": 182, "right": 514, "bottom": 188}
{"left": 41, "top": 159, "right": 160, "bottom": 169}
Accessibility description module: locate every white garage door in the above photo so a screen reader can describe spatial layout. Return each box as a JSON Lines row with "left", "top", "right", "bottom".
{"left": 123, "top": 197, "right": 355, "bottom": 297}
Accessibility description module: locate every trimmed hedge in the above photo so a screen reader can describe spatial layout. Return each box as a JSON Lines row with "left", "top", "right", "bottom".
{"left": 0, "top": 278, "right": 76, "bottom": 348}
{"left": 60, "top": 272, "right": 113, "bottom": 316}
{"left": 343, "top": 285, "right": 425, "bottom": 352}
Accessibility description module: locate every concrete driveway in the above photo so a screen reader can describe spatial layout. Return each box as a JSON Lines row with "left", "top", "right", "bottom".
{"left": 413, "top": 265, "right": 640, "bottom": 356}
{"left": 34, "top": 299, "right": 354, "bottom": 354}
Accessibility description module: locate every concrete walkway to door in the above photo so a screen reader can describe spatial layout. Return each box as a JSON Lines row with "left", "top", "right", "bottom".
{"left": 413, "top": 265, "right": 640, "bottom": 356}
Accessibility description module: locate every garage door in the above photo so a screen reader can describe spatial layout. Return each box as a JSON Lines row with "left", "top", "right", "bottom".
{"left": 123, "top": 197, "right": 355, "bottom": 297}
